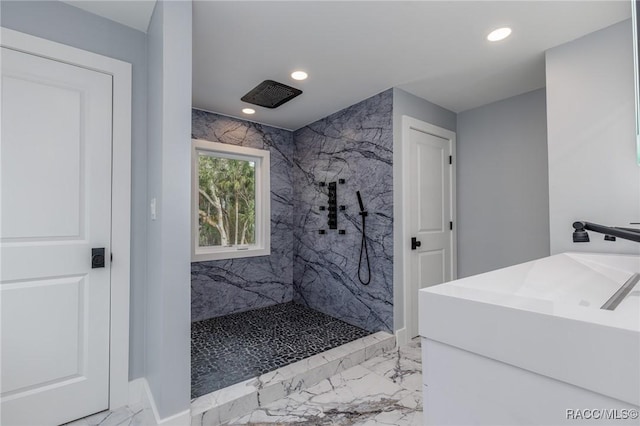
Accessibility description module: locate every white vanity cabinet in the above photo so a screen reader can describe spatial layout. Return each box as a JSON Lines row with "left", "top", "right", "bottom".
{"left": 419, "top": 253, "right": 640, "bottom": 425}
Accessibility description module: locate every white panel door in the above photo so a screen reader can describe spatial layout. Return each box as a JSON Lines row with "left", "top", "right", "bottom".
{"left": 1, "top": 47, "right": 112, "bottom": 425}
{"left": 405, "top": 118, "right": 455, "bottom": 338}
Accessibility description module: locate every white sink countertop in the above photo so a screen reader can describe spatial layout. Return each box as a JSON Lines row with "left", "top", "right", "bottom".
{"left": 419, "top": 252, "right": 640, "bottom": 406}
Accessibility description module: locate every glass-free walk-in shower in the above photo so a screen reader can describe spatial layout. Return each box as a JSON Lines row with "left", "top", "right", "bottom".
{"left": 190, "top": 90, "right": 394, "bottom": 400}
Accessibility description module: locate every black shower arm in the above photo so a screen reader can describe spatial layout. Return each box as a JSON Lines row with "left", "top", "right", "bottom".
{"left": 573, "top": 221, "right": 640, "bottom": 243}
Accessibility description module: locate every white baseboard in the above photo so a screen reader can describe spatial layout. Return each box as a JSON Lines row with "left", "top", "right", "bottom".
{"left": 128, "top": 378, "right": 147, "bottom": 407}
{"left": 154, "top": 408, "right": 191, "bottom": 426}
{"left": 395, "top": 327, "right": 408, "bottom": 347}
{"left": 129, "top": 378, "right": 191, "bottom": 425}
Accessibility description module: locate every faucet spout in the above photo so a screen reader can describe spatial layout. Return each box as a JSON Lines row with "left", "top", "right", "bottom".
{"left": 573, "top": 221, "right": 640, "bottom": 244}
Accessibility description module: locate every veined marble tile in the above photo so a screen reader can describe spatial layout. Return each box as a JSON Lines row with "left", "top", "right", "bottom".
{"left": 63, "top": 403, "right": 154, "bottom": 426}
{"left": 255, "top": 332, "right": 394, "bottom": 406}
{"left": 223, "top": 338, "right": 423, "bottom": 426}
{"left": 361, "top": 338, "right": 423, "bottom": 392}
{"left": 228, "top": 366, "right": 418, "bottom": 425}
{"left": 64, "top": 410, "right": 112, "bottom": 426}
{"left": 359, "top": 408, "right": 424, "bottom": 426}
{"left": 191, "top": 332, "right": 395, "bottom": 424}
{"left": 191, "top": 110, "right": 294, "bottom": 321}
{"left": 191, "top": 378, "right": 257, "bottom": 417}
{"left": 364, "top": 331, "right": 397, "bottom": 359}
{"left": 255, "top": 347, "right": 364, "bottom": 407}
{"left": 191, "top": 390, "right": 258, "bottom": 426}
{"left": 191, "top": 91, "right": 394, "bottom": 335}
{"left": 300, "top": 365, "right": 406, "bottom": 405}
{"left": 292, "top": 89, "right": 394, "bottom": 334}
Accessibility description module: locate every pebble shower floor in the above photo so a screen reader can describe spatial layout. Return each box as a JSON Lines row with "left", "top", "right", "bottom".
{"left": 191, "top": 302, "right": 372, "bottom": 398}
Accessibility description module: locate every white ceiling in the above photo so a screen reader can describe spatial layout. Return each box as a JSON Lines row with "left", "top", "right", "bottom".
{"left": 193, "top": 1, "right": 631, "bottom": 130}
{"left": 61, "top": 1, "right": 631, "bottom": 131}
{"left": 61, "top": 0, "right": 156, "bottom": 33}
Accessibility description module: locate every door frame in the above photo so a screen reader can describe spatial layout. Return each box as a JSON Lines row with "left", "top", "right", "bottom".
{"left": 1, "top": 28, "right": 132, "bottom": 409}
{"left": 397, "top": 115, "right": 457, "bottom": 344}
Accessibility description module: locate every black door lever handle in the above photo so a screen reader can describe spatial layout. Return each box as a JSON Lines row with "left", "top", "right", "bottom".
{"left": 411, "top": 237, "right": 421, "bottom": 250}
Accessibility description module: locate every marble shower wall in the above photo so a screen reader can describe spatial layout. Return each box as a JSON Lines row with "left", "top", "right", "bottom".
{"left": 292, "top": 90, "right": 394, "bottom": 333}
{"left": 191, "top": 110, "right": 294, "bottom": 321}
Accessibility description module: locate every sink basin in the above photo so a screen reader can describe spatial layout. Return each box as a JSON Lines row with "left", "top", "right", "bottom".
{"left": 423, "top": 252, "right": 640, "bottom": 331}
{"left": 458, "top": 253, "right": 635, "bottom": 303}
{"left": 419, "top": 252, "right": 640, "bottom": 406}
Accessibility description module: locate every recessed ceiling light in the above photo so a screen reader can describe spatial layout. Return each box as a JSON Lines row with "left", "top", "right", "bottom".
{"left": 242, "top": 108, "right": 255, "bottom": 115}
{"left": 487, "top": 27, "right": 512, "bottom": 42}
{"left": 291, "top": 71, "right": 308, "bottom": 81}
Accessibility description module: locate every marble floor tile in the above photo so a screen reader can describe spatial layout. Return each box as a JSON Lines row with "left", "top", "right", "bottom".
{"left": 65, "top": 339, "right": 418, "bottom": 426}
{"left": 63, "top": 403, "right": 154, "bottom": 426}
{"left": 361, "top": 339, "right": 423, "bottom": 392}
{"left": 191, "top": 332, "right": 395, "bottom": 425}
{"left": 225, "top": 338, "right": 423, "bottom": 425}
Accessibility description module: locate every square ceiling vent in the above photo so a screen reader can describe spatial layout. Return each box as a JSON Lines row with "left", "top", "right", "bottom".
{"left": 241, "top": 80, "right": 302, "bottom": 109}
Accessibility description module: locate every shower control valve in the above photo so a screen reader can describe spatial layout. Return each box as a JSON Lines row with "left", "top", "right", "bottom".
{"left": 327, "top": 181, "right": 338, "bottom": 230}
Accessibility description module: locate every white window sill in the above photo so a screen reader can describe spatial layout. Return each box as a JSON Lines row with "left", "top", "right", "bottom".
{"left": 192, "top": 246, "right": 270, "bottom": 262}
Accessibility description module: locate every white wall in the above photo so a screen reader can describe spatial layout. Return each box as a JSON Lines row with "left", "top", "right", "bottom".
{"left": 456, "top": 89, "right": 550, "bottom": 278}
{"left": 392, "top": 88, "right": 457, "bottom": 332}
{"left": 145, "top": 0, "right": 192, "bottom": 419}
{"left": 0, "top": 0, "right": 148, "bottom": 380}
{"left": 546, "top": 19, "right": 640, "bottom": 255}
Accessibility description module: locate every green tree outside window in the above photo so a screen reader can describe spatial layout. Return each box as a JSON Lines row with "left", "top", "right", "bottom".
{"left": 198, "top": 154, "right": 256, "bottom": 247}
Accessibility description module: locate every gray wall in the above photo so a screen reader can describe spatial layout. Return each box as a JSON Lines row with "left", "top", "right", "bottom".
{"left": 0, "top": 0, "right": 148, "bottom": 379}
{"left": 456, "top": 89, "right": 550, "bottom": 278}
{"left": 391, "top": 88, "right": 456, "bottom": 331}
{"left": 145, "top": 0, "right": 192, "bottom": 418}
{"left": 546, "top": 20, "right": 640, "bottom": 255}
{"left": 293, "top": 90, "right": 394, "bottom": 333}
{"left": 191, "top": 110, "right": 294, "bottom": 321}
{"left": 393, "top": 88, "right": 457, "bottom": 134}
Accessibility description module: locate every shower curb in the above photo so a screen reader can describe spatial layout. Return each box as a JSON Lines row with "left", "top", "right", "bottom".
{"left": 190, "top": 331, "right": 395, "bottom": 425}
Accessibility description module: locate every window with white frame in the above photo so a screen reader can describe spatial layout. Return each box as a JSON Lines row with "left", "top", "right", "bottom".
{"left": 192, "top": 139, "right": 270, "bottom": 261}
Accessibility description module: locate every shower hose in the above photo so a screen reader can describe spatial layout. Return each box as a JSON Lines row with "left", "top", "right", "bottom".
{"left": 356, "top": 191, "right": 371, "bottom": 285}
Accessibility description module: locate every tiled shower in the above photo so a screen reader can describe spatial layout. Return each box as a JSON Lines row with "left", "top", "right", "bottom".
{"left": 190, "top": 89, "right": 394, "bottom": 398}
